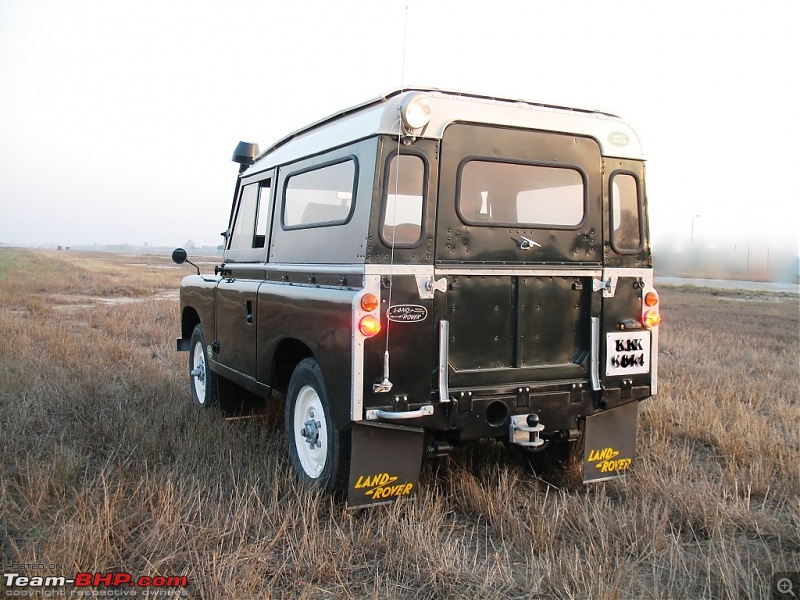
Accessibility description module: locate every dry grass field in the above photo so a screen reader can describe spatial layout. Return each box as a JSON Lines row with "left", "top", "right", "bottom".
{"left": 1, "top": 248, "right": 798, "bottom": 599}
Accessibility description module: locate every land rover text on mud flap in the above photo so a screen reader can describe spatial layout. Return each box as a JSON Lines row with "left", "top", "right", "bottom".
{"left": 173, "top": 88, "right": 661, "bottom": 508}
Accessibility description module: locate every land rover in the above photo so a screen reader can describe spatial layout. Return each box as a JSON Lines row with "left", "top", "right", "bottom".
{"left": 173, "top": 88, "right": 660, "bottom": 507}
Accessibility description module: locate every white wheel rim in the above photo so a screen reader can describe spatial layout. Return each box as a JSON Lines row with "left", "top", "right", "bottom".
{"left": 293, "top": 384, "right": 328, "bottom": 479}
{"left": 192, "top": 342, "right": 206, "bottom": 404}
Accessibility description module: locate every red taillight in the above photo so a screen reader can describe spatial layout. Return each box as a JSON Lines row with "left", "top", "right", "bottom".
{"left": 359, "top": 315, "right": 381, "bottom": 337}
{"left": 644, "top": 291, "right": 659, "bottom": 307}
{"left": 360, "top": 293, "right": 379, "bottom": 312}
{"left": 643, "top": 310, "right": 661, "bottom": 329}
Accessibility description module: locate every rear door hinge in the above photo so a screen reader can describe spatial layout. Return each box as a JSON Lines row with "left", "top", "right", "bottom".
{"left": 593, "top": 276, "right": 618, "bottom": 298}
{"left": 416, "top": 275, "right": 447, "bottom": 299}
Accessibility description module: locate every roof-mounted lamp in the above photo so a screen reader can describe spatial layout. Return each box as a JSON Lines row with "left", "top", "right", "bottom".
{"left": 400, "top": 93, "right": 432, "bottom": 136}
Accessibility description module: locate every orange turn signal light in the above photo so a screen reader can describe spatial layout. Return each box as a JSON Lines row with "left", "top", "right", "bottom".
{"left": 644, "top": 291, "right": 659, "bottom": 307}
{"left": 643, "top": 310, "right": 661, "bottom": 329}
{"left": 359, "top": 315, "right": 381, "bottom": 337}
{"left": 361, "top": 293, "right": 379, "bottom": 312}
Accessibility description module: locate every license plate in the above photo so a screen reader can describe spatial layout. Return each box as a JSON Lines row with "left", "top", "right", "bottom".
{"left": 606, "top": 331, "right": 650, "bottom": 376}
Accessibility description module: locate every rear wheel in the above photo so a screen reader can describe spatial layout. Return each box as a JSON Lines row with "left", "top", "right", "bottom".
{"left": 189, "top": 324, "right": 218, "bottom": 409}
{"left": 285, "top": 358, "right": 348, "bottom": 494}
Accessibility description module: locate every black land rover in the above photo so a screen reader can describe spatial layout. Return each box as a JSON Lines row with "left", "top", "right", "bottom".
{"left": 173, "top": 88, "right": 660, "bottom": 507}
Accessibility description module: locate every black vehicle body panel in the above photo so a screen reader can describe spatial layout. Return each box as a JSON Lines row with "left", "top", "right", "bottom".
{"left": 256, "top": 280, "right": 357, "bottom": 428}
{"left": 179, "top": 274, "right": 220, "bottom": 342}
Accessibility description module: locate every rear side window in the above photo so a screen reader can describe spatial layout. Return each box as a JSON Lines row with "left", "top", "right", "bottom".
{"left": 283, "top": 158, "right": 357, "bottom": 229}
{"left": 458, "top": 159, "right": 585, "bottom": 228}
{"left": 610, "top": 172, "right": 643, "bottom": 253}
{"left": 381, "top": 154, "right": 425, "bottom": 246}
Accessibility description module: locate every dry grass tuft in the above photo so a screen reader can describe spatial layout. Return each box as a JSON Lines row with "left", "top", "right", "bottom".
{"left": 1, "top": 249, "right": 798, "bottom": 598}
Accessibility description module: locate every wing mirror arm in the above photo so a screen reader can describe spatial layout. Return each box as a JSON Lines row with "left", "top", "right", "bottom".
{"left": 171, "top": 247, "right": 200, "bottom": 276}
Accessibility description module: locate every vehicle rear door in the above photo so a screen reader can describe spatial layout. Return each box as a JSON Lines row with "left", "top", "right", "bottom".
{"left": 434, "top": 124, "right": 603, "bottom": 390}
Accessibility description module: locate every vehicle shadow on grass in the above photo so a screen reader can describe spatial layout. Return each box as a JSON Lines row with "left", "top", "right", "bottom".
{"left": 217, "top": 386, "right": 285, "bottom": 430}
{"left": 424, "top": 437, "right": 585, "bottom": 497}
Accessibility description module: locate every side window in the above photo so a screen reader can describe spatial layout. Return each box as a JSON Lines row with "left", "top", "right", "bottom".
{"left": 381, "top": 154, "right": 425, "bottom": 246}
{"left": 610, "top": 172, "right": 642, "bottom": 253}
{"left": 226, "top": 178, "right": 272, "bottom": 260}
{"left": 228, "top": 184, "right": 259, "bottom": 250}
{"left": 283, "top": 159, "right": 357, "bottom": 229}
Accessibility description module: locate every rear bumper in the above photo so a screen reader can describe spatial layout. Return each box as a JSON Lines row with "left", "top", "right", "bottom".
{"left": 364, "top": 382, "right": 651, "bottom": 443}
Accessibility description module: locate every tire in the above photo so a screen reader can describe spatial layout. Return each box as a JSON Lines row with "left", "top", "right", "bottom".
{"left": 189, "top": 324, "right": 219, "bottom": 409}
{"left": 285, "top": 358, "right": 348, "bottom": 494}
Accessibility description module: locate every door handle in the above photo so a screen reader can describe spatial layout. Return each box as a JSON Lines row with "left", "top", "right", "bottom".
{"left": 518, "top": 236, "right": 541, "bottom": 250}
{"left": 246, "top": 300, "right": 253, "bottom": 324}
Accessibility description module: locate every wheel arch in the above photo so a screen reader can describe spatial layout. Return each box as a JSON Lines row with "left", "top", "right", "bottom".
{"left": 181, "top": 306, "right": 201, "bottom": 341}
{"left": 272, "top": 337, "right": 314, "bottom": 393}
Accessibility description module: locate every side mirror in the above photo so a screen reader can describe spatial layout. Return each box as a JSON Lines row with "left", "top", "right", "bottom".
{"left": 172, "top": 247, "right": 199, "bottom": 275}
{"left": 172, "top": 248, "right": 188, "bottom": 265}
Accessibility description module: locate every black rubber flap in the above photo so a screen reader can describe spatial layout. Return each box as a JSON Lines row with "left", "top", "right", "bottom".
{"left": 583, "top": 401, "right": 638, "bottom": 483}
{"left": 348, "top": 421, "right": 424, "bottom": 508}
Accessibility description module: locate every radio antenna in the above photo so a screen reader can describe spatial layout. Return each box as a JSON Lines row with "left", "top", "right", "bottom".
{"left": 374, "top": 5, "right": 409, "bottom": 394}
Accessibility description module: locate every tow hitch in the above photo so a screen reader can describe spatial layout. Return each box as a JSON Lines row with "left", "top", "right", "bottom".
{"left": 509, "top": 414, "right": 545, "bottom": 448}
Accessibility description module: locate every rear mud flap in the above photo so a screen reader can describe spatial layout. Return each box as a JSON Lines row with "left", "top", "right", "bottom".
{"left": 348, "top": 422, "right": 424, "bottom": 509}
{"left": 583, "top": 401, "right": 638, "bottom": 483}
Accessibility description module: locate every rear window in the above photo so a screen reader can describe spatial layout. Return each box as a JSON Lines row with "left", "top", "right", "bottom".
{"left": 457, "top": 159, "right": 585, "bottom": 227}
{"left": 610, "top": 172, "right": 643, "bottom": 253}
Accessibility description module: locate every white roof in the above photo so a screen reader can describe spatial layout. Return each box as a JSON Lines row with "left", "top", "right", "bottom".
{"left": 246, "top": 88, "right": 644, "bottom": 175}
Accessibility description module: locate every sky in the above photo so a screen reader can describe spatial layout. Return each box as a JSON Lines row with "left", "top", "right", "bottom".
{"left": 0, "top": 0, "right": 798, "bottom": 269}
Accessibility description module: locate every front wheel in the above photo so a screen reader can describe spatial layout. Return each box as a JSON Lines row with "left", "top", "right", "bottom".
{"left": 189, "top": 324, "right": 218, "bottom": 409}
{"left": 285, "top": 358, "right": 348, "bottom": 494}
